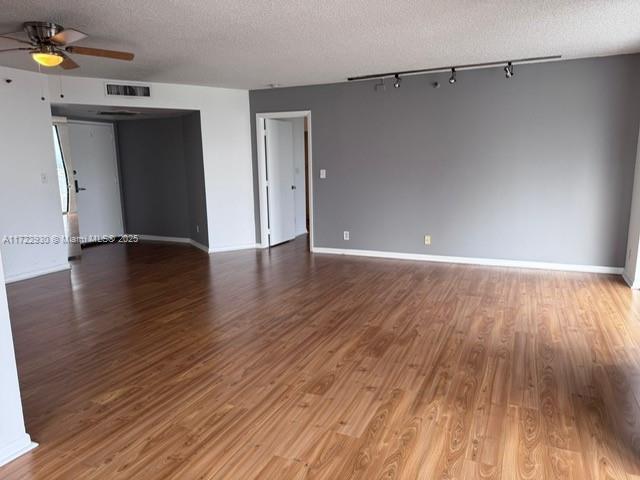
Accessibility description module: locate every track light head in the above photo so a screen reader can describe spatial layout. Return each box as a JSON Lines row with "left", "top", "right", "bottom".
{"left": 449, "top": 68, "right": 457, "bottom": 84}
{"left": 504, "top": 62, "right": 514, "bottom": 78}
{"left": 393, "top": 74, "right": 401, "bottom": 88}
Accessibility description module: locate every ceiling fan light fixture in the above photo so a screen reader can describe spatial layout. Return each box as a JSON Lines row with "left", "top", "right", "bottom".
{"left": 2, "top": 21, "right": 135, "bottom": 70}
{"left": 31, "top": 47, "right": 63, "bottom": 67}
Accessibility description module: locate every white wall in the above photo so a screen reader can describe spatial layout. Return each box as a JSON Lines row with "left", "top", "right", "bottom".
{"left": 0, "top": 67, "right": 69, "bottom": 282}
{"left": 0, "top": 249, "right": 35, "bottom": 466}
{"left": 0, "top": 67, "right": 255, "bottom": 280}
{"left": 47, "top": 75, "right": 255, "bottom": 251}
{"left": 624, "top": 128, "right": 640, "bottom": 287}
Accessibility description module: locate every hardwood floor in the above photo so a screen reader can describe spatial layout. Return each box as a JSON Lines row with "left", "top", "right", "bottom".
{"left": 2, "top": 237, "right": 640, "bottom": 479}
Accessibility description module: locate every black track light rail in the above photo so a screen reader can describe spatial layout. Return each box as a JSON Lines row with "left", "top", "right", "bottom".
{"left": 347, "top": 55, "right": 562, "bottom": 82}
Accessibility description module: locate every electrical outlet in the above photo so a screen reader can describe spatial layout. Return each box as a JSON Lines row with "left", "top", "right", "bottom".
{"left": 424, "top": 235, "right": 431, "bottom": 246}
{"left": 320, "top": 169, "right": 327, "bottom": 179}
{"left": 196, "top": 224, "right": 200, "bottom": 233}
{"left": 40, "top": 172, "right": 48, "bottom": 184}
{"left": 343, "top": 231, "right": 350, "bottom": 241}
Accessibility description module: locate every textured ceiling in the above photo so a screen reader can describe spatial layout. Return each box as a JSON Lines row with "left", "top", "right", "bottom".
{"left": 0, "top": 0, "right": 639, "bottom": 90}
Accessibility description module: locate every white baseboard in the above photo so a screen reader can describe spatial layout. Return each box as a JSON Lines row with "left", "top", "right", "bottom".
{"left": 0, "top": 434, "right": 37, "bottom": 467}
{"left": 136, "top": 234, "right": 191, "bottom": 244}
{"left": 5, "top": 262, "right": 71, "bottom": 284}
{"left": 136, "top": 235, "right": 212, "bottom": 253}
{"left": 210, "top": 243, "right": 262, "bottom": 253}
{"left": 311, "top": 247, "right": 623, "bottom": 275}
{"left": 622, "top": 271, "right": 639, "bottom": 289}
{"left": 129, "top": 236, "right": 265, "bottom": 254}
{"left": 189, "top": 240, "right": 210, "bottom": 253}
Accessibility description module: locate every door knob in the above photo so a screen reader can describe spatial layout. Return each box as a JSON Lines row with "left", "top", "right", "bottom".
{"left": 291, "top": 185, "right": 297, "bottom": 190}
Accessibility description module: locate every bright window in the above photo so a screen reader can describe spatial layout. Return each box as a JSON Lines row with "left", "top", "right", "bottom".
{"left": 52, "top": 125, "right": 69, "bottom": 214}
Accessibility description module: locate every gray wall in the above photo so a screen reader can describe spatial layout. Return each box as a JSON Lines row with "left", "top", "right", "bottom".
{"left": 250, "top": 55, "right": 640, "bottom": 267}
{"left": 116, "top": 114, "right": 208, "bottom": 245}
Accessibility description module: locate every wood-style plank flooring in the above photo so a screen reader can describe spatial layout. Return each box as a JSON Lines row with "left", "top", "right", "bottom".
{"left": 2, "top": 237, "right": 640, "bottom": 479}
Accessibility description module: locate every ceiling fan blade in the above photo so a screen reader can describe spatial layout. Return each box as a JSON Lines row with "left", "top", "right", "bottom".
{"left": 0, "top": 34, "right": 31, "bottom": 46}
{"left": 0, "top": 47, "right": 30, "bottom": 53}
{"left": 66, "top": 46, "right": 134, "bottom": 61}
{"left": 1, "top": 30, "right": 29, "bottom": 39}
{"left": 59, "top": 53, "right": 79, "bottom": 70}
{"left": 51, "top": 28, "right": 87, "bottom": 46}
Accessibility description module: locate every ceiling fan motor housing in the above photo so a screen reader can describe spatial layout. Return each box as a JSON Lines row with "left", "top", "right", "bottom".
{"left": 24, "top": 21, "right": 64, "bottom": 44}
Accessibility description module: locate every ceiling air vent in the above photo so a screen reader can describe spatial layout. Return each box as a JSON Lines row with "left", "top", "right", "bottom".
{"left": 98, "top": 110, "right": 140, "bottom": 117}
{"left": 105, "top": 83, "right": 151, "bottom": 97}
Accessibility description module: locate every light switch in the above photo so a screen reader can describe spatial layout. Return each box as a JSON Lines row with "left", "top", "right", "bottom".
{"left": 320, "top": 169, "right": 326, "bottom": 179}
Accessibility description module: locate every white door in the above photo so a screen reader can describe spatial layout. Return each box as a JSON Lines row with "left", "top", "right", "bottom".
{"left": 265, "top": 119, "right": 296, "bottom": 246}
{"left": 68, "top": 122, "right": 124, "bottom": 241}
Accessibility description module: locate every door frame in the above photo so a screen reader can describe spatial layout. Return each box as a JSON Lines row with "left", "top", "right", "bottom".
{"left": 256, "top": 111, "right": 314, "bottom": 250}
{"left": 52, "top": 116, "right": 83, "bottom": 259}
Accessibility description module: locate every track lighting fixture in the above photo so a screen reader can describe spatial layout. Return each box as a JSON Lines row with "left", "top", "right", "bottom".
{"left": 504, "top": 62, "right": 514, "bottom": 79}
{"left": 347, "top": 55, "right": 559, "bottom": 83}
{"left": 449, "top": 68, "right": 456, "bottom": 84}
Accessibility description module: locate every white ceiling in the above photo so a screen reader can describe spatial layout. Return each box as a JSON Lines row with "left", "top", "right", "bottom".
{"left": 1, "top": 0, "right": 639, "bottom": 90}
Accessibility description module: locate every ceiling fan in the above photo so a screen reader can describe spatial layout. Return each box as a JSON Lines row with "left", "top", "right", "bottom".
{"left": 0, "top": 21, "right": 134, "bottom": 69}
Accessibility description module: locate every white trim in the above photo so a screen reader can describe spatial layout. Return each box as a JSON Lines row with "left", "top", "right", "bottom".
{"left": 5, "top": 262, "right": 71, "bottom": 284}
{"left": 210, "top": 243, "right": 261, "bottom": 253}
{"left": 66, "top": 119, "right": 116, "bottom": 126}
{"left": 189, "top": 239, "right": 210, "bottom": 254}
{"left": 257, "top": 111, "right": 311, "bottom": 119}
{"left": 137, "top": 234, "right": 192, "bottom": 244}
{"left": 311, "top": 247, "right": 623, "bottom": 274}
{"left": 256, "top": 111, "right": 314, "bottom": 251}
{"left": 136, "top": 235, "right": 212, "bottom": 253}
{"left": 622, "top": 271, "right": 640, "bottom": 289}
{"left": 136, "top": 235, "right": 264, "bottom": 254}
{"left": 0, "top": 434, "right": 37, "bottom": 467}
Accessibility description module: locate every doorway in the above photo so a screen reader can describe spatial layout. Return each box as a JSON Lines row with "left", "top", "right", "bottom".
{"left": 51, "top": 104, "right": 209, "bottom": 254}
{"left": 50, "top": 117, "right": 124, "bottom": 254}
{"left": 67, "top": 121, "right": 125, "bottom": 240}
{"left": 256, "top": 111, "right": 313, "bottom": 249}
